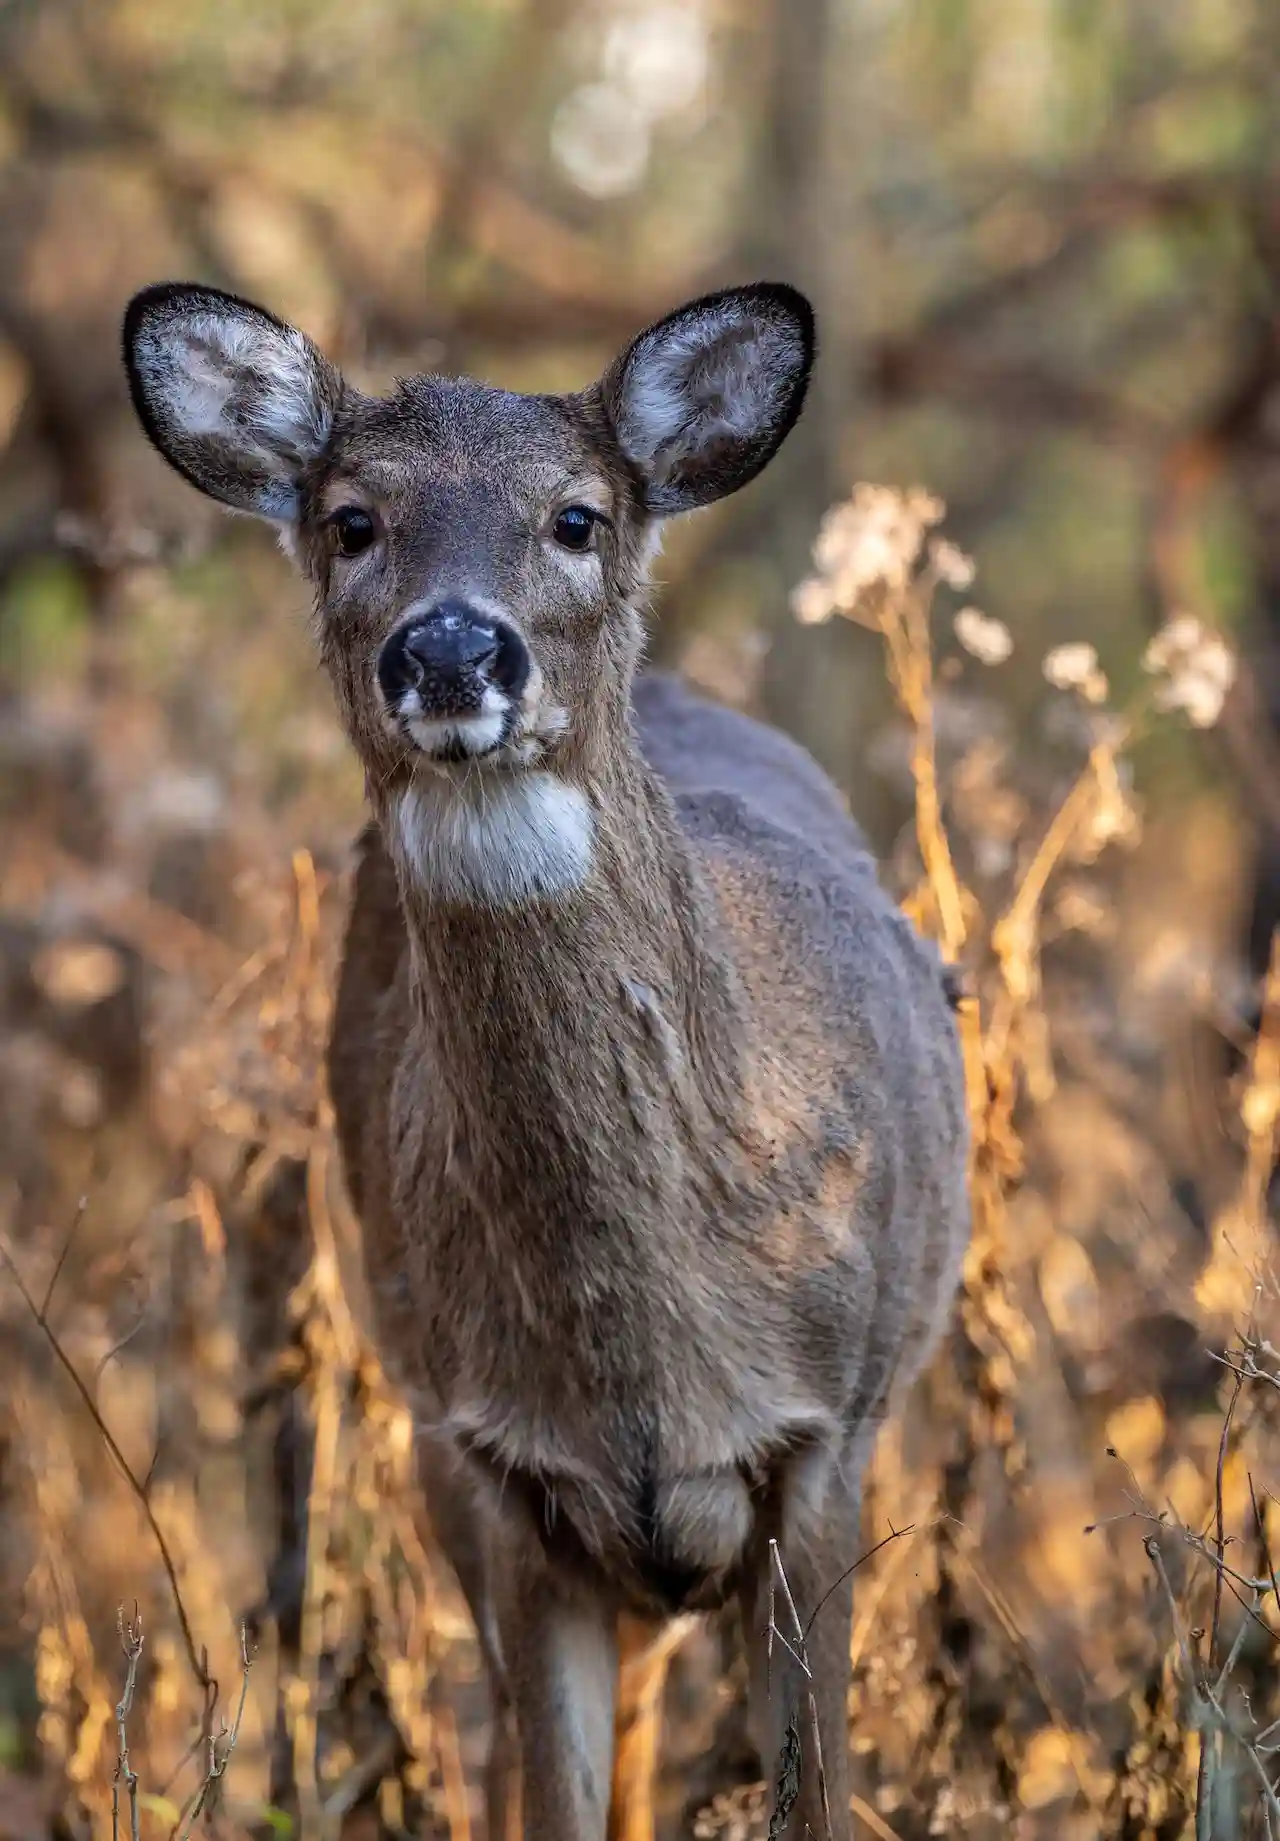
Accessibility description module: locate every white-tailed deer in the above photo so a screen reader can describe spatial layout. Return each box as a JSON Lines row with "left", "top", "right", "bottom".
{"left": 123, "top": 279, "right": 970, "bottom": 1840}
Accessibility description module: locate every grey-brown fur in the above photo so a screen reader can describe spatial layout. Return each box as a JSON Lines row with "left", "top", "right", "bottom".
{"left": 123, "top": 278, "right": 970, "bottom": 1841}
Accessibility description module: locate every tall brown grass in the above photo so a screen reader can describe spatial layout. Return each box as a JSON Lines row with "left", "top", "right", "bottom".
{"left": 0, "top": 483, "right": 1276, "bottom": 1839}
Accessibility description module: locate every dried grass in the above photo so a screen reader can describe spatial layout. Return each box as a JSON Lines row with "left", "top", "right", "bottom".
{"left": 0, "top": 483, "right": 1275, "bottom": 1839}
{"left": 788, "top": 484, "right": 1279, "bottom": 1838}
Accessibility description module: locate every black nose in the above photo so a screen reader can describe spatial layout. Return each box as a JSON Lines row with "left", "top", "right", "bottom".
{"left": 379, "top": 599, "right": 519, "bottom": 716}
{"left": 405, "top": 611, "right": 499, "bottom": 678}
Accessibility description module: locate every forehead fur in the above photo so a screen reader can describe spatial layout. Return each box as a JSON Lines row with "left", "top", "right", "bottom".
{"left": 326, "top": 375, "right": 627, "bottom": 497}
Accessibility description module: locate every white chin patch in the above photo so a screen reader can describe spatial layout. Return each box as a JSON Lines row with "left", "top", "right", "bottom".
{"left": 395, "top": 684, "right": 509, "bottom": 759}
{"left": 392, "top": 772, "right": 594, "bottom": 907}
{"left": 406, "top": 709, "right": 508, "bottom": 757}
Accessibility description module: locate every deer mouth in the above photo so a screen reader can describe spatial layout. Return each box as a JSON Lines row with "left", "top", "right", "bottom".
{"left": 376, "top": 604, "right": 537, "bottom": 767}
{"left": 397, "top": 684, "right": 516, "bottom": 765}
{"left": 389, "top": 679, "right": 571, "bottom": 775}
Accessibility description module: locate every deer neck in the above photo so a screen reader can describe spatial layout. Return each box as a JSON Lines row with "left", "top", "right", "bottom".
{"left": 381, "top": 725, "right": 744, "bottom": 1199}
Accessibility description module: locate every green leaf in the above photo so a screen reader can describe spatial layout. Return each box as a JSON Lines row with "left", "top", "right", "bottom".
{"left": 137, "top": 1793, "right": 184, "bottom": 1823}
{"left": 253, "top": 1804, "right": 296, "bottom": 1837}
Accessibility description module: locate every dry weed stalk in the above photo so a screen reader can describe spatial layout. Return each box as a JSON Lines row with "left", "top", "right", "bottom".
{"left": 2, "top": 843, "right": 454, "bottom": 1838}
{"left": 798, "top": 485, "right": 1054, "bottom": 1476}
{"left": 112, "top": 1607, "right": 143, "bottom": 1841}
{"left": 272, "top": 1126, "right": 446, "bottom": 1837}
{"left": 1, "top": 1222, "right": 230, "bottom": 1835}
{"left": 2, "top": 1216, "right": 266, "bottom": 1834}
{"left": 0, "top": 1223, "right": 212, "bottom": 1702}
{"left": 1098, "top": 945, "right": 1280, "bottom": 1836}
{"left": 174, "top": 1622, "right": 255, "bottom": 1838}
{"left": 1094, "top": 1324, "right": 1280, "bottom": 1835}
{"left": 212, "top": 855, "right": 448, "bottom": 1836}
{"left": 763, "top": 1539, "right": 834, "bottom": 1841}
{"left": 795, "top": 486, "right": 1242, "bottom": 1462}
{"left": 795, "top": 483, "right": 1252, "bottom": 1828}
{"left": 103, "top": 1604, "right": 255, "bottom": 1841}
{"left": 1198, "top": 933, "right": 1280, "bottom": 1323}
{"left": 761, "top": 1532, "right": 920, "bottom": 1841}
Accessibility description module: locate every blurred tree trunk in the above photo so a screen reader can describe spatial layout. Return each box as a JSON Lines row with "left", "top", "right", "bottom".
{"left": 747, "top": 0, "right": 898, "bottom": 844}
{"left": 429, "top": 0, "right": 577, "bottom": 366}
{"left": 1235, "top": 23, "right": 1280, "bottom": 1013}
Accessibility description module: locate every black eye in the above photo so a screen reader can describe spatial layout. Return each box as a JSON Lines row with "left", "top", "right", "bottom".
{"left": 331, "top": 506, "right": 376, "bottom": 557}
{"left": 552, "top": 505, "right": 597, "bottom": 552}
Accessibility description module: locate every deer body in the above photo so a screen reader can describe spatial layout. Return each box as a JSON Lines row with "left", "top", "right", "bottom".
{"left": 124, "top": 280, "right": 970, "bottom": 1840}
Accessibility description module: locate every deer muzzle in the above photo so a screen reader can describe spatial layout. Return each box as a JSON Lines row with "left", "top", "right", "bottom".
{"left": 377, "top": 598, "right": 530, "bottom": 761}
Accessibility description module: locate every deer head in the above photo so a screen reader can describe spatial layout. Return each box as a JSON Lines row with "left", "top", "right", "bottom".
{"left": 123, "top": 282, "right": 814, "bottom": 903}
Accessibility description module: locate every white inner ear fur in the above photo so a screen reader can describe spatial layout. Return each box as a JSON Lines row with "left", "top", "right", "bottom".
{"left": 392, "top": 772, "right": 595, "bottom": 908}
{"left": 615, "top": 304, "right": 804, "bottom": 472}
{"left": 136, "top": 308, "right": 334, "bottom": 506}
{"left": 171, "top": 339, "right": 239, "bottom": 439}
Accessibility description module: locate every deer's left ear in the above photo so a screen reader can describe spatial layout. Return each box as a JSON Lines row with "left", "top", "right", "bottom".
{"left": 601, "top": 282, "right": 815, "bottom": 515}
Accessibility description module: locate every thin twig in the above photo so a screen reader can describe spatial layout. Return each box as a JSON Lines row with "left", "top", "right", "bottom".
{"left": 1146, "top": 1522, "right": 1280, "bottom": 1832}
{"left": 113, "top": 1605, "right": 144, "bottom": 1841}
{"left": 1211, "top": 1354, "right": 1280, "bottom": 1396}
{"left": 176, "top": 1622, "right": 254, "bottom": 1840}
{"left": 41, "top": 1194, "right": 88, "bottom": 1321}
{"left": 1091, "top": 1496, "right": 1277, "bottom": 1600}
{"left": 91, "top": 1284, "right": 153, "bottom": 1388}
{"left": 1248, "top": 1472, "right": 1280, "bottom": 1648}
{"left": 1210, "top": 1360, "right": 1248, "bottom": 1671}
{"left": 768, "top": 1541, "right": 811, "bottom": 1679}
{"left": 803, "top": 1521, "right": 916, "bottom": 1642}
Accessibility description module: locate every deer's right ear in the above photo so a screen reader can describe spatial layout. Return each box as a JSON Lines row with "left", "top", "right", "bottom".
{"left": 122, "top": 284, "right": 343, "bottom": 521}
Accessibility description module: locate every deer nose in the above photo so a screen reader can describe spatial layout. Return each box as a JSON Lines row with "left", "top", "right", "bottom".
{"left": 378, "top": 600, "right": 504, "bottom": 715}
{"left": 405, "top": 609, "right": 500, "bottom": 678}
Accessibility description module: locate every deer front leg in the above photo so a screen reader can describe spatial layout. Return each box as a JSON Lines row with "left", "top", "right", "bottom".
{"left": 739, "top": 1470, "right": 860, "bottom": 1841}
{"left": 495, "top": 1558, "right": 620, "bottom": 1841}
{"left": 420, "top": 1439, "right": 620, "bottom": 1841}
{"left": 415, "top": 1439, "right": 523, "bottom": 1841}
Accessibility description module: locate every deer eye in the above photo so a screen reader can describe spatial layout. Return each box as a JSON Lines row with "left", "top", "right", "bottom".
{"left": 552, "top": 505, "right": 597, "bottom": 552}
{"left": 330, "top": 506, "right": 376, "bottom": 557}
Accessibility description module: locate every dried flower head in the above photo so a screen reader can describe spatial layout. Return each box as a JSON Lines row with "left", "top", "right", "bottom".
{"left": 1043, "top": 641, "right": 1108, "bottom": 704}
{"left": 1053, "top": 880, "right": 1114, "bottom": 938}
{"left": 1142, "top": 612, "right": 1236, "bottom": 728}
{"left": 1142, "top": 612, "right": 1205, "bottom": 673}
{"left": 1043, "top": 642, "right": 1098, "bottom": 691}
{"left": 931, "top": 537, "right": 977, "bottom": 592}
{"left": 954, "top": 607, "right": 1012, "bottom": 666}
{"left": 790, "top": 576, "right": 834, "bottom": 626}
{"left": 792, "top": 483, "right": 947, "bottom": 626}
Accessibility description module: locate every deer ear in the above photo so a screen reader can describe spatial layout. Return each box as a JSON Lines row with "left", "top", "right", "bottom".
{"left": 601, "top": 282, "right": 815, "bottom": 515}
{"left": 122, "top": 283, "right": 343, "bottom": 521}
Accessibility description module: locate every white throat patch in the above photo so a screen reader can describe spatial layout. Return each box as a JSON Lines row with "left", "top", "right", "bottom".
{"left": 392, "top": 771, "right": 595, "bottom": 908}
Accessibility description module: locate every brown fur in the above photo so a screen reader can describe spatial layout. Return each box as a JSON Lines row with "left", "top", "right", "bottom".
{"left": 123, "top": 280, "right": 970, "bottom": 1839}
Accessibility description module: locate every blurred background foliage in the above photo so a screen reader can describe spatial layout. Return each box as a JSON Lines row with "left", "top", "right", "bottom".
{"left": 2, "top": 1, "right": 1280, "bottom": 1837}
{"left": 2, "top": 0, "right": 1277, "bottom": 856}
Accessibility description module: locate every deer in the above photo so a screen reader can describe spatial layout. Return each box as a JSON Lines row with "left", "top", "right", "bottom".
{"left": 122, "top": 276, "right": 970, "bottom": 1841}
